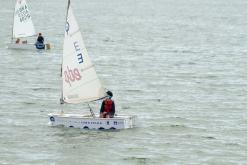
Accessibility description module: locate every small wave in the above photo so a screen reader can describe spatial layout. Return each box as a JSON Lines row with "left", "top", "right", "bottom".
{"left": 32, "top": 87, "right": 53, "bottom": 91}
{"left": 170, "top": 124, "right": 187, "bottom": 128}
{"left": 122, "top": 106, "right": 130, "bottom": 109}
{"left": 123, "top": 156, "right": 149, "bottom": 164}
{"left": 22, "top": 102, "right": 36, "bottom": 105}
{"left": 225, "top": 142, "right": 240, "bottom": 146}
{"left": 188, "top": 62, "right": 196, "bottom": 65}
{"left": 103, "top": 38, "right": 114, "bottom": 42}
{"left": 126, "top": 89, "right": 142, "bottom": 92}
{"left": 202, "top": 136, "right": 216, "bottom": 140}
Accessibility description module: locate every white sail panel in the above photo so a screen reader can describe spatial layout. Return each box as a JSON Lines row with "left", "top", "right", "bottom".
{"left": 62, "top": 5, "right": 106, "bottom": 104}
{"left": 13, "top": 0, "right": 36, "bottom": 38}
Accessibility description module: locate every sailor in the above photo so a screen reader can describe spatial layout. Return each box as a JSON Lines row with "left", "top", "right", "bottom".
{"left": 35, "top": 33, "right": 45, "bottom": 49}
{"left": 15, "top": 38, "right": 20, "bottom": 44}
{"left": 100, "top": 91, "right": 115, "bottom": 118}
{"left": 37, "top": 33, "right": 44, "bottom": 43}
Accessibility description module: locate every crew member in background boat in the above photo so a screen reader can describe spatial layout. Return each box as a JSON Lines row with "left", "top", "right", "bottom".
{"left": 35, "top": 33, "right": 45, "bottom": 49}
{"left": 22, "top": 40, "right": 27, "bottom": 44}
{"left": 37, "top": 33, "right": 44, "bottom": 43}
{"left": 15, "top": 38, "right": 20, "bottom": 44}
{"left": 100, "top": 91, "right": 115, "bottom": 118}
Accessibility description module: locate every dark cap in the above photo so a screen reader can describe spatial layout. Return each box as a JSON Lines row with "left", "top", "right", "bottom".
{"left": 106, "top": 91, "right": 113, "bottom": 97}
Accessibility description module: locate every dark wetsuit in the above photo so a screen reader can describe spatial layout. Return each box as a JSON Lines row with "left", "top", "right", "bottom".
{"left": 37, "top": 36, "right": 44, "bottom": 43}
{"left": 36, "top": 35, "right": 45, "bottom": 49}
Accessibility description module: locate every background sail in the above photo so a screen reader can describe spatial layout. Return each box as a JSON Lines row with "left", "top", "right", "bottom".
{"left": 62, "top": 4, "right": 106, "bottom": 104}
{"left": 13, "top": 0, "right": 36, "bottom": 38}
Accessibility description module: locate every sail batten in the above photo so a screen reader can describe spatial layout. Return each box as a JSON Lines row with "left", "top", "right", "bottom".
{"left": 65, "top": 78, "right": 101, "bottom": 94}
{"left": 13, "top": 0, "right": 36, "bottom": 38}
{"left": 64, "top": 96, "right": 104, "bottom": 104}
{"left": 67, "top": 29, "right": 81, "bottom": 37}
{"left": 62, "top": 3, "right": 106, "bottom": 104}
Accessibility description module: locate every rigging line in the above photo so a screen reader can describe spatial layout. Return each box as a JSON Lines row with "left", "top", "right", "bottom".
{"left": 87, "top": 103, "right": 95, "bottom": 118}
{"left": 60, "top": 102, "right": 64, "bottom": 114}
{"left": 63, "top": 96, "right": 103, "bottom": 104}
{"left": 13, "top": 34, "right": 37, "bottom": 39}
{"left": 67, "top": 29, "right": 81, "bottom": 38}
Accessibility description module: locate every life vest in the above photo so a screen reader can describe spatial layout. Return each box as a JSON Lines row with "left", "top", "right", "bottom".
{"left": 36, "top": 42, "right": 45, "bottom": 49}
{"left": 103, "top": 99, "right": 113, "bottom": 113}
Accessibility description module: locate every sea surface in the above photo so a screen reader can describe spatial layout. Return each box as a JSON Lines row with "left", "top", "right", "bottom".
{"left": 0, "top": 0, "right": 247, "bottom": 164}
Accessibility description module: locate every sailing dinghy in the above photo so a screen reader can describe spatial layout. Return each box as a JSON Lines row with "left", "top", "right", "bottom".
{"left": 7, "top": 0, "right": 51, "bottom": 50}
{"left": 48, "top": 0, "right": 136, "bottom": 130}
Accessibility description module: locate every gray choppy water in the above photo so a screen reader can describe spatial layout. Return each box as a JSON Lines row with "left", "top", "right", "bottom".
{"left": 1, "top": 0, "right": 247, "bottom": 164}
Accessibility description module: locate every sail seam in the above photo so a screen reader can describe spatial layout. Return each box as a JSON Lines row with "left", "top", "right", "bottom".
{"left": 68, "top": 29, "right": 80, "bottom": 37}
{"left": 81, "top": 64, "right": 94, "bottom": 72}
{"left": 65, "top": 77, "right": 100, "bottom": 94}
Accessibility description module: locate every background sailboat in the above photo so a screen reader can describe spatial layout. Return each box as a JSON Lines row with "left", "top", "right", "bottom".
{"left": 7, "top": 0, "right": 51, "bottom": 50}
{"left": 48, "top": 0, "right": 135, "bottom": 130}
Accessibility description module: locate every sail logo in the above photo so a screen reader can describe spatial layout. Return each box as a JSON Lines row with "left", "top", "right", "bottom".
{"left": 64, "top": 66, "right": 81, "bottom": 86}
{"left": 73, "top": 41, "right": 83, "bottom": 64}
{"left": 15, "top": 4, "right": 31, "bottom": 23}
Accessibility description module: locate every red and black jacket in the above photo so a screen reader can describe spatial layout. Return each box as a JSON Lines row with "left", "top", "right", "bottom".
{"left": 100, "top": 99, "right": 115, "bottom": 116}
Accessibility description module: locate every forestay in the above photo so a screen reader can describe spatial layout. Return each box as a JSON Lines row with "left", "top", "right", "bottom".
{"left": 62, "top": 2, "right": 106, "bottom": 104}
{"left": 13, "top": 0, "right": 36, "bottom": 38}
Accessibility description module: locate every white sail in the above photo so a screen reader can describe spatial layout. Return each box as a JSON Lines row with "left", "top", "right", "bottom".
{"left": 13, "top": 0, "right": 36, "bottom": 38}
{"left": 62, "top": 2, "right": 106, "bottom": 104}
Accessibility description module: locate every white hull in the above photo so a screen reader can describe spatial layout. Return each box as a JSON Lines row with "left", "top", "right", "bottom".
{"left": 48, "top": 113, "right": 136, "bottom": 130}
{"left": 7, "top": 43, "right": 51, "bottom": 50}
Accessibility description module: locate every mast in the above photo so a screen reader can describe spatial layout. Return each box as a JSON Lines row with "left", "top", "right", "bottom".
{"left": 60, "top": 0, "right": 71, "bottom": 105}
{"left": 11, "top": 0, "right": 16, "bottom": 42}
{"left": 65, "top": 0, "right": 70, "bottom": 21}
{"left": 59, "top": 0, "right": 70, "bottom": 115}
